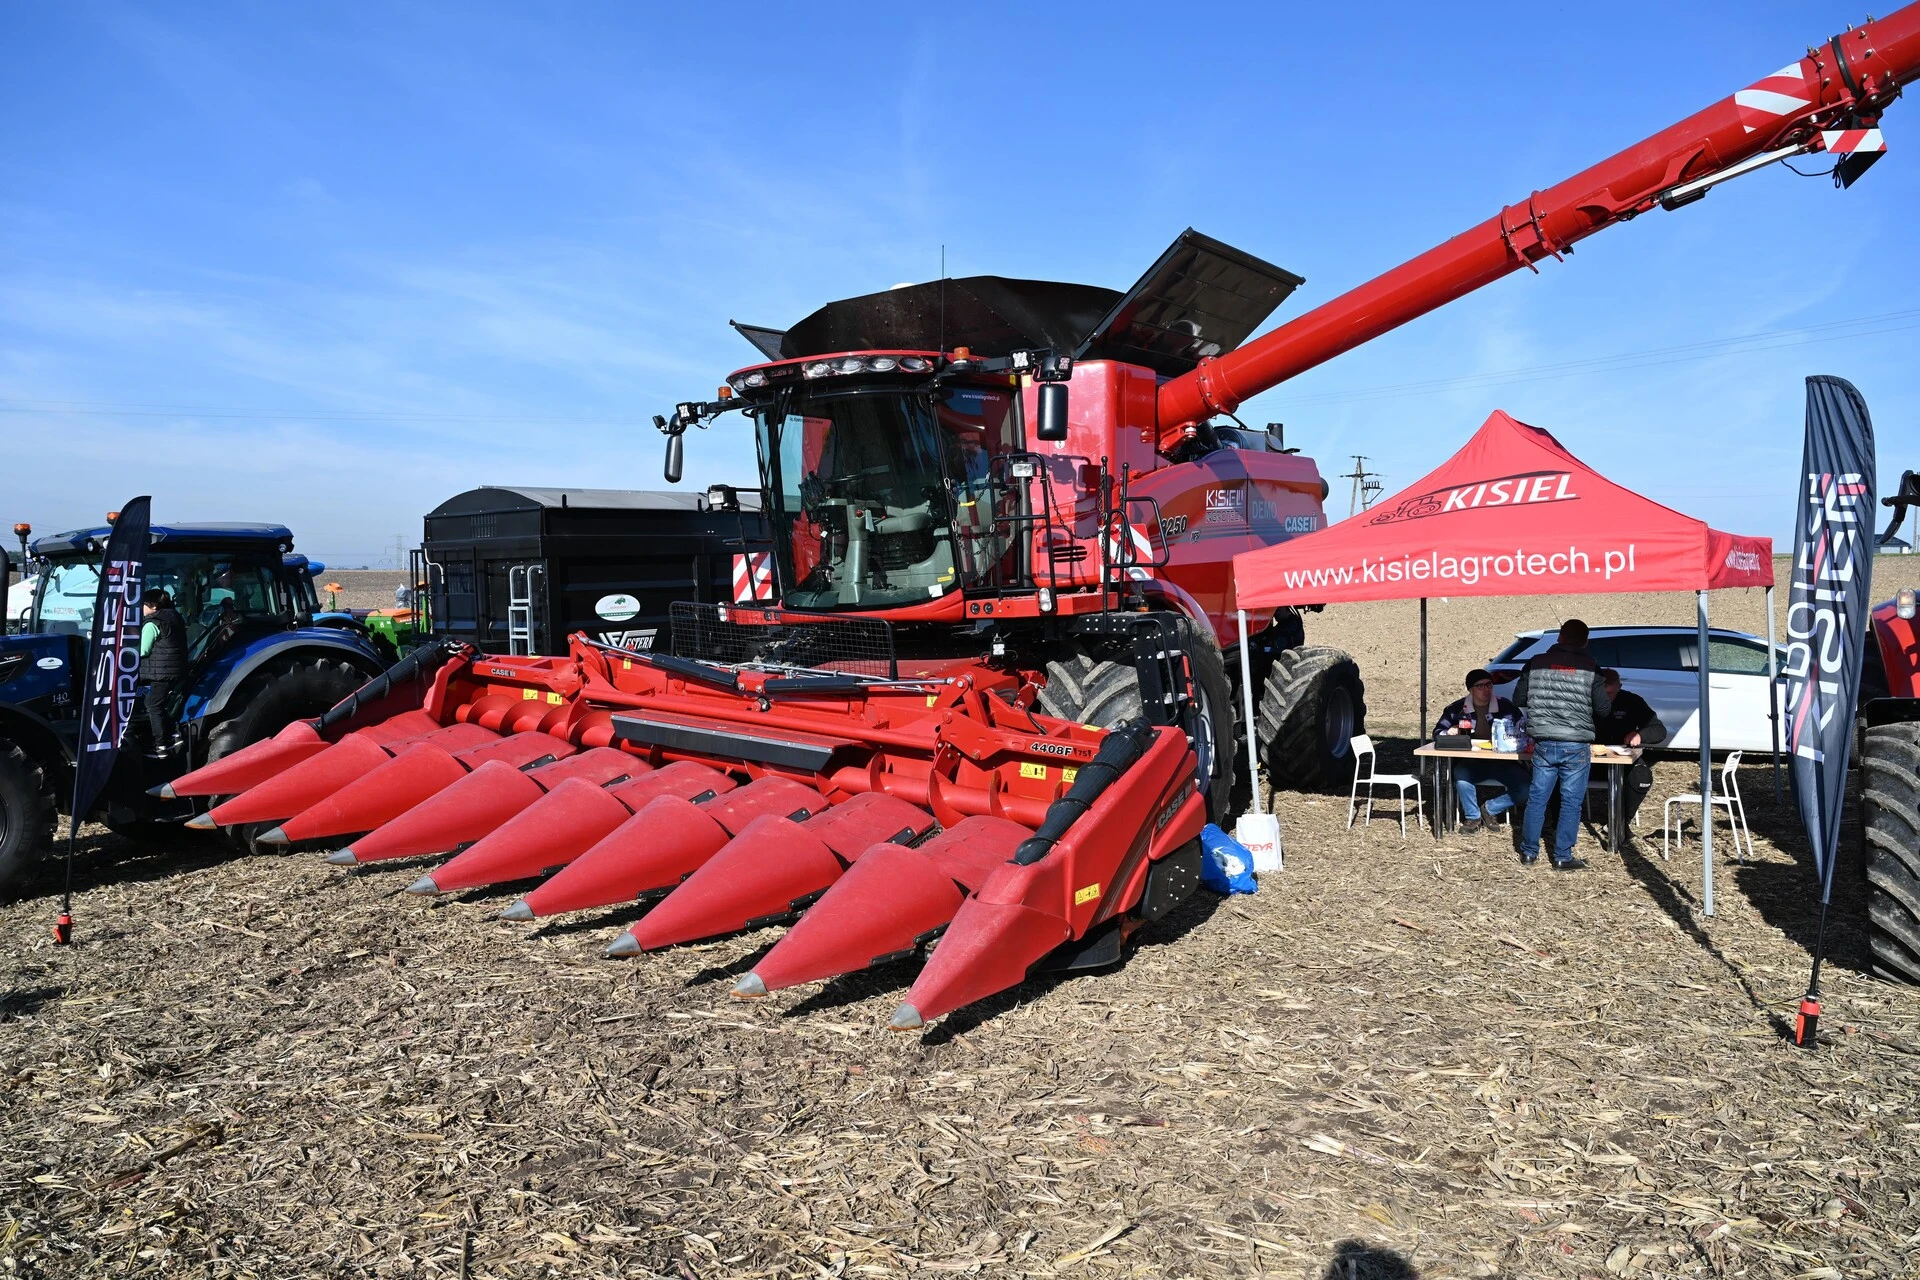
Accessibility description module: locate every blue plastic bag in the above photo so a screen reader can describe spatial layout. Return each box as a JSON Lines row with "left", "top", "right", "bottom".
{"left": 1198, "top": 823, "right": 1257, "bottom": 895}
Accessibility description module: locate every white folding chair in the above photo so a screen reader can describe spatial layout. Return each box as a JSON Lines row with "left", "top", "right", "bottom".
{"left": 1662, "top": 749, "right": 1754, "bottom": 863}
{"left": 1347, "top": 734, "right": 1425, "bottom": 837}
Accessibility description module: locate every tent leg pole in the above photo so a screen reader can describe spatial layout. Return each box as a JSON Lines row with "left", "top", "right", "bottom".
{"left": 1766, "top": 584, "right": 1781, "bottom": 802}
{"left": 1698, "top": 590, "right": 1714, "bottom": 917}
{"left": 1238, "top": 609, "right": 1260, "bottom": 817}
{"left": 1419, "top": 598, "right": 1429, "bottom": 735}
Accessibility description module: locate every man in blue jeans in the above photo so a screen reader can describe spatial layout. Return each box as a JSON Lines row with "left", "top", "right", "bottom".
{"left": 1431, "top": 669, "right": 1527, "bottom": 832}
{"left": 1514, "top": 618, "right": 1611, "bottom": 869}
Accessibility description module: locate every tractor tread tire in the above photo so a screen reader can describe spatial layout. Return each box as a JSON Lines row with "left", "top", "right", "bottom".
{"left": 0, "top": 738, "right": 58, "bottom": 898}
{"left": 1863, "top": 722, "right": 1920, "bottom": 985}
{"left": 200, "top": 654, "right": 372, "bottom": 856}
{"left": 1256, "top": 645, "right": 1367, "bottom": 794}
{"left": 1035, "top": 618, "right": 1235, "bottom": 822}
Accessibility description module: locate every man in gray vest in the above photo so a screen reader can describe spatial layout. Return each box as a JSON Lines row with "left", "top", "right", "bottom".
{"left": 1514, "top": 618, "right": 1610, "bottom": 869}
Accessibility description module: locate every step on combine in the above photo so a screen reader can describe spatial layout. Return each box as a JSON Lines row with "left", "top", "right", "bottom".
{"left": 166, "top": 7, "right": 1920, "bottom": 1027}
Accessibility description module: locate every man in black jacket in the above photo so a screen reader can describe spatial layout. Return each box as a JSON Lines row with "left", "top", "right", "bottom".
{"left": 1432, "top": 669, "right": 1527, "bottom": 831}
{"left": 1514, "top": 618, "right": 1610, "bottom": 869}
{"left": 1596, "top": 667, "right": 1667, "bottom": 824}
{"left": 139, "top": 589, "right": 188, "bottom": 757}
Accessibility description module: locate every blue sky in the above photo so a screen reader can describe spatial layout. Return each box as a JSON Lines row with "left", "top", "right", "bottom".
{"left": 2, "top": 1, "right": 1915, "bottom": 565}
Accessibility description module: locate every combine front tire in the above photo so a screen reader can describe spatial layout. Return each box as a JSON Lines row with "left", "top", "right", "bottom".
{"left": 0, "top": 739, "right": 57, "bottom": 896}
{"left": 1863, "top": 721, "right": 1920, "bottom": 984}
{"left": 1256, "top": 646, "right": 1366, "bottom": 793}
{"left": 1035, "top": 618, "right": 1235, "bottom": 822}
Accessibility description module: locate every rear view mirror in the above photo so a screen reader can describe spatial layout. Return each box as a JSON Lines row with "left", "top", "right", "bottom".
{"left": 664, "top": 431, "right": 685, "bottom": 484}
{"left": 1036, "top": 382, "right": 1069, "bottom": 442}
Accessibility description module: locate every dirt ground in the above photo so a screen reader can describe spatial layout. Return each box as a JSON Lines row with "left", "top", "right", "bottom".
{"left": 6, "top": 565, "right": 1920, "bottom": 1279}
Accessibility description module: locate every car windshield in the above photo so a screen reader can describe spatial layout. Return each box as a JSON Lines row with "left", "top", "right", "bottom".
{"left": 32, "top": 550, "right": 288, "bottom": 646}
{"left": 755, "top": 383, "right": 1021, "bottom": 609}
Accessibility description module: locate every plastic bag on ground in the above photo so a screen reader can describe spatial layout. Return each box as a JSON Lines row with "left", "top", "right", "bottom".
{"left": 1199, "top": 823, "right": 1257, "bottom": 895}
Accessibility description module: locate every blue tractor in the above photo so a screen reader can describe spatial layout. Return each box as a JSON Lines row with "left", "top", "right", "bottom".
{"left": 0, "top": 522, "right": 395, "bottom": 891}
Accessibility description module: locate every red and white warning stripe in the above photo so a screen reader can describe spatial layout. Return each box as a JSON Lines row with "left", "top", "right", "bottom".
{"left": 1819, "top": 128, "right": 1887, "bottom": 155}
{"left": 732, "top": 552, "right": 775, "bottom": 602}
{"left": 1733, "top": 64, "right": 1811, "bottom": 135}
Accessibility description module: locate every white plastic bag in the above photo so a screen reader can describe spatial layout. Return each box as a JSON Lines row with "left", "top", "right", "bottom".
{"left": 1234, "top": 812, "right": 1283, "bottom": 873}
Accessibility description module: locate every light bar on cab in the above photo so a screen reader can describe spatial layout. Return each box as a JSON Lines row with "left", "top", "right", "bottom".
{"left": 728, "top": 354, "right": 934, "bottom": 393}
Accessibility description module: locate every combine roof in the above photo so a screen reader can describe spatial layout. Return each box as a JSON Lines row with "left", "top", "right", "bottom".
{"left": 737, "top": 229, "right": 1304, "bottom": 379}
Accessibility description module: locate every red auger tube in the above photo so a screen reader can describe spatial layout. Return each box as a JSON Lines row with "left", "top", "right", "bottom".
{"left": 619, "top": 792, "right": 934, "bottom": 953}
{"left": 524, "top": 775, "right": 820, "bottom": 922}
{"left": 734, "top": 815, "right": 1031, "bottom": 997}
{"left": 330, "top": 747, "right": 639, "bottom": 865}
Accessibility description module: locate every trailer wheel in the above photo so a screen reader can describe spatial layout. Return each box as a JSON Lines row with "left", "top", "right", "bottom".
{"left": 1255, "top": 645, "right": 1367, "bottom": 793}
{"left": 0, "top": 737, "right": 57, "bottom": 897}
{"left": 1863, "top": 721, "right": 1920, "bottom": 984}
{"left": 200, "top": 655, "right": 371, "bottom": 854}
{"left": 1035, "top": 618, "right": 1236, "bottom": 823}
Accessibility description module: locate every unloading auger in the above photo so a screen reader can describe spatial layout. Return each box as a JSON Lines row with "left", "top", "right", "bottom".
{"left": 164, "top": 630, "right": 1210, "bottom": 1029}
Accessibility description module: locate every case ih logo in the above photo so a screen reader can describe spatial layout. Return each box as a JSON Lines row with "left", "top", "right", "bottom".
{"left": 1367, "top": 470, "right": 1578, "bottom": 526}
{"left": 1725, "top": 549, "right": 1764, "bottom": 572}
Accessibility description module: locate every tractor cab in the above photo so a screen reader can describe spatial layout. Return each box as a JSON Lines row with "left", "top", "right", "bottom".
{"left": 25, "top": 524, "right": 307, "bottom": 662}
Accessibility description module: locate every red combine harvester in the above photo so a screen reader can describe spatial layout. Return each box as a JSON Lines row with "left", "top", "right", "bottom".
{"left": 168, "top": 8, "right": 1920, "bottom": 1026}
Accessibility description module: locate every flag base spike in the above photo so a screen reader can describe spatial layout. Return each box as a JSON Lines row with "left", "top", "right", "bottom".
{"left": 53, "top": 912, "right": 73, "bottom": 946}
{"left": 1794, "top": 996, "right": 1821, "bottom": 1048}
{"left": 605, "top": 933, "right": 641, "bottom": 958}
{"left": 405, "top": 874, "right": 439, "bottom": 895}
{"left": 499, "top": 899, "right": 534, "bottom": 922}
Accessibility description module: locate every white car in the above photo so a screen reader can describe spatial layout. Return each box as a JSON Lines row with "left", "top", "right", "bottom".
{"left": 1484, "top": 626, "right": 1784, "bottom": 752}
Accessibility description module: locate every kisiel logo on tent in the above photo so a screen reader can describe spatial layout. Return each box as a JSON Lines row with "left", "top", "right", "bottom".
{"left": 1367, "top": 470, "right": 1578, "bottom": 525}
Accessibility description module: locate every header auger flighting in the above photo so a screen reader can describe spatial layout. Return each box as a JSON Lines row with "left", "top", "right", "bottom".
{"left": 169, "top": 6, "right": 1920, "bottom": 1029}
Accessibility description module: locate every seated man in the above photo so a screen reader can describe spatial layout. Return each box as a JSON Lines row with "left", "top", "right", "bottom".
{"left": 1593, "top": 667, "right": 1667, "bottom": 823}
{"left": 1432, "top": 668, "right": 1528, "bottom": 832}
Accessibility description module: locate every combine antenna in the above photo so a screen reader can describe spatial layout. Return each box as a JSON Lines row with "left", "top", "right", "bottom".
{"left": 1344, "top": 455, "right": 1384, "bottom": 517}
{"left": 938, "top": 244, "right": 946, "bottom": 354}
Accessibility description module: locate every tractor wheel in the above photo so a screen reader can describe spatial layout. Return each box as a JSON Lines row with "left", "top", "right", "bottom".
{"left": 200, "top": 654, "right": 371, "bottom": 855}
{"left": 1256, "top": 645, "right": 1366, "bottom": 793}
{"left": 1034, "top": 617, "right": 1235, "bottom": 823}
{"left": 0, "top": 737, "right": 58, "bottom": 897}
{"left": 1863, "top": 721, "right": 1920, "bottom": 984}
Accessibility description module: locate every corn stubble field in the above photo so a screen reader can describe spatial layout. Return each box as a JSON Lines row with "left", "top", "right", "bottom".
{"left": 4, "top": 563, "right": 1920, "bottom": 1280}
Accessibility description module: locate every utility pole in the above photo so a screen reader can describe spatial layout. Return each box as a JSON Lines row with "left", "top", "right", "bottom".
{"left": 1344, "top": 456, "right": 1383, "bottom": 517}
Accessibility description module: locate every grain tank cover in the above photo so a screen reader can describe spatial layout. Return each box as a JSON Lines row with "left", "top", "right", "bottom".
{"left": 776, "top": 278, "right": 1121, "bottom": 360}
{"left": 1073, "top": 229, "right": 1305, "bottom": 378}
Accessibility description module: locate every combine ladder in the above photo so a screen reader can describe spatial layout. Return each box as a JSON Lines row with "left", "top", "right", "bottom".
{"left": 506, "top": 563, "right": 544, "bottom": 656}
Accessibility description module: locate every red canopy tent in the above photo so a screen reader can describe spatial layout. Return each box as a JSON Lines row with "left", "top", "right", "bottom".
{"left": 1230, "top": 410, "right": 1776, "bottom": 913}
